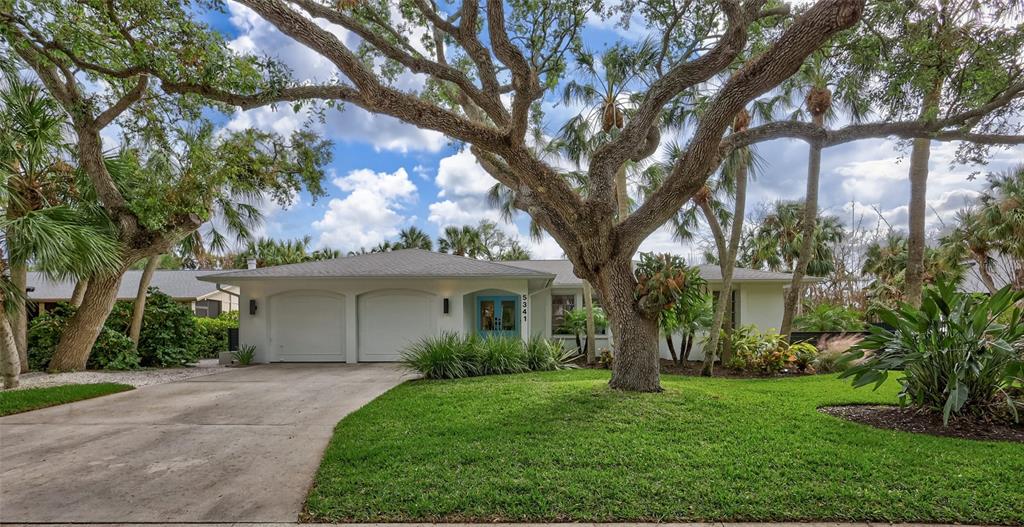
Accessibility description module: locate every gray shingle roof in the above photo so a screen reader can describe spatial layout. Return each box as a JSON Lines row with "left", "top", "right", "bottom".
{"left": 28, "top": 270, "right": 222, "bottom": 301}
{"left": 198, "top": 249, "right": 555, "bottom": 281}
{"left": 502, "top": 260, "right": 812, "bottom": 286}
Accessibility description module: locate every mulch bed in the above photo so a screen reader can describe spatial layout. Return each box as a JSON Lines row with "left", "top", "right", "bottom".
{"left": 820, "top": 404, "right": 1024, "bottom": 443}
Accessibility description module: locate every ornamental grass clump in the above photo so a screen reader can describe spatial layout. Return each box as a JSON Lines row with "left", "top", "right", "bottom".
{"left": 841, "top": 281, "right": 1024, "bottom": 424}
{"left": 402, "top": 332, "right": 572, "bottom": 379}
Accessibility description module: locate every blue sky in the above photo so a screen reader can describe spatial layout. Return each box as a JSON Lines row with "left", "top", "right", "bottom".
{"left": 199, "top": 2, "right": 1024, "bottom": 260}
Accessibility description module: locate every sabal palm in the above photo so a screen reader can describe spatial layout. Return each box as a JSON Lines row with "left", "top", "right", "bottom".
{"left": 437, "top": 225, "right": 485, "bottom": 258}
{"left": 0, "top": 73, "right": 83, "bottom": 373}
{"left": 743, "top": 201, "right": 843, "bottom": 275}
{"left": 397, "top": 226, "right": 433, "bottom": 251}
{"left": 979, "top": 164, "right": 1024, "bottom": 288}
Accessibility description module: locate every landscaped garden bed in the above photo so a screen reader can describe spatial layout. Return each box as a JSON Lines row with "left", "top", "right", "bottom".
{"left": 0, "top": 383, "right": 133, "bottom": 416}
{"left": 304, "top": 370, "right": 1024, "bottom": 524}
{"left": 820, "top": 404, "right": 1024, "bottom": 443}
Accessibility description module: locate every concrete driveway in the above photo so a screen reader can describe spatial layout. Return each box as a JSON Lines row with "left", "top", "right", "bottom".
{"left": 0, "top": 363, "right": 408, "bottom": 523}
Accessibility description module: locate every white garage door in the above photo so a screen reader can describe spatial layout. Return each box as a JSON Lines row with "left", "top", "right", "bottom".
{"left": 358, "top": 290, "right": 436, "bottom": 362}
{"left": 270, "top": 292, "right": 345, "bottom": 361}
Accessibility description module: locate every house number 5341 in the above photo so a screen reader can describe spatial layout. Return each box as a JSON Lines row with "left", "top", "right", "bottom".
{"left": 522, "top": 294, "right": 528, "bottom": 322}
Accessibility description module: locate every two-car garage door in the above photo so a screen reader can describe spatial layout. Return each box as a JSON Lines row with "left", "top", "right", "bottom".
{"left": 268, "top": 289, "right": 435, "bottom": 362}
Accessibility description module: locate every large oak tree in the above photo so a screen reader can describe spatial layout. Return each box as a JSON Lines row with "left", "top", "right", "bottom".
{"left": 5, "top": 0, "right": 1023, "bottom": 389}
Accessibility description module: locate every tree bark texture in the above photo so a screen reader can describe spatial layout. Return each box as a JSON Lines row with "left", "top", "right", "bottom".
{"left": 9, "top": 262, "right": 29, "bottom": 372}
{"left": 48, "top": 272, "right": 124, "bottom": 372}
{"left": 615, "top": 164, "right": 629, "bottom": 221}
{"left": 128, "top": 256, "right": 160, "bottom": 349}
{"left": 780, "top": 106, "right": 826, "bottom": 337}
{"left": 583, "top": 280, "right": 597, "bottom": 365}
{"left": 598, "top": 257, "right": 661, "bottom": 392}
{"left": 905, "top": 87, "right": 942, "bottom": 307}
{"left": 0, "top": 291, "right": 21, "bottom": 388}
{"left": 70, "top": 279, "right": 89, "bottom": 307}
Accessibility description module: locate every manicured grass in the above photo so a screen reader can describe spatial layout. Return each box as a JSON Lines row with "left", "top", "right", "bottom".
{"left": 306, "top": 370, "right": 1023, "bottom": 524}
{"left": 0, "top": 383, "right": 133, "bottom": 416}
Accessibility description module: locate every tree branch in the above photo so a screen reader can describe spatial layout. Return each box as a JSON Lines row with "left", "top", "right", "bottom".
{"left": 619, "top": 0, "right": 866, "bottom": 253}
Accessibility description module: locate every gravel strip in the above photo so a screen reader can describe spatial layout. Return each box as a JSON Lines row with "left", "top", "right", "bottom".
{"left": 13, "top": 359, "right": 227, "bottom": 390}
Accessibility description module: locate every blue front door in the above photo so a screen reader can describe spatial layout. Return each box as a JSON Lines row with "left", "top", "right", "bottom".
{"left": 476, "top": 295, "right": 519, "bottom": 337}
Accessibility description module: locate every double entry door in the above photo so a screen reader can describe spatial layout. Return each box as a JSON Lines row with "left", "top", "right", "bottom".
{"left": 476, "top": 295, "right": 519, "bottom": 338}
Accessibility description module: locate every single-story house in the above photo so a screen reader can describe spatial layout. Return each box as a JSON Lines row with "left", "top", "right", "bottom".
{"left": 27, "top": 270, "right": 240, "bottom": 318}
{"left": 200, "top": 249, "right": 808, "bottom": 363}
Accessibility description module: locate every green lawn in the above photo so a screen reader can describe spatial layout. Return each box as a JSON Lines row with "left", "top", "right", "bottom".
{"left": 0, "top": 383, "right": 133, "bottom": 416}
{"left": 306, "top": 370, "right": 1023, "bottom": 524}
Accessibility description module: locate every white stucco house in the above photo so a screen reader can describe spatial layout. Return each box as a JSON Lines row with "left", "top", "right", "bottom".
{"left": 199, "top": 249, "right": 804, "bottom": 363}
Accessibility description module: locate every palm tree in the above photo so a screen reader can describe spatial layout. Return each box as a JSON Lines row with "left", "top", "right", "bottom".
{"left": 0, "top": 207, "right": 120, "bottom": 387}
{"left": 561, "top": 44, "right": 659, "bottom": 221}
{"left": 776, "top": 48, "right": 869, "bottom": 336}
{"left": 437, "top": 225, "right": 485, "bottom": 258}
{"left": 397, "top": 226, "right": 432, "bottom": 251}
{"left": 495, "top": 240, "right": 531, "bottom": 261}
{"left": 941, "top": 207, "right": 998, "bottom": 293}
{"left": 862, "top": 231, "right": 965, "bottom": 311}
{"left": 741, "top": 201, "right": 844, "bottom": 275}
{"left": 0, "top": 74, "right": 76, "bottom": 372}
{"left": 978, "top": 164, "right": 1024, "bottom": 289}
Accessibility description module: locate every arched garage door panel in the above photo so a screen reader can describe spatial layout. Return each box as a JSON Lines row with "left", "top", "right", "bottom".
{"left": 270, "top": 292, "right": 345, "bottom": 361}
{"left": 359, "top": 290, "right": 436, "bottom": 362}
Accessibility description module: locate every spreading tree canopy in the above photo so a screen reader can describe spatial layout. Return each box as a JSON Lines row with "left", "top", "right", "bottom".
{"left": 3, "top": 0, "right": 1022, "bottom": 389}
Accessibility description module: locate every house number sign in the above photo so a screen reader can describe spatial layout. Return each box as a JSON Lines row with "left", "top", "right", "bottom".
{"left": 521, "top": 294, "right": 528, "bottom": 323}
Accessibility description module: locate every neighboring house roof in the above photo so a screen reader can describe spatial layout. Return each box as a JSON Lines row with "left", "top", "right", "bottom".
{"left": 198, "top": 249, "right": 555, "bottom": 281}
{"left": 28, "top": 270, "right": 226, "bottom": 302}
{"left": 503, "top": 260, "right": 817, "bottom": 287}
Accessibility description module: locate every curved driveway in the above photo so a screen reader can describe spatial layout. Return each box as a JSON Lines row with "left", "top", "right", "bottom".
{"left": 0, "top": 363, "right": 407, "bottom": 523}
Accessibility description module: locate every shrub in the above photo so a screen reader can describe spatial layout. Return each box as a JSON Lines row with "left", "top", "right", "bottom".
{"left": 27, "top": 304, "right": 74, "bottom": 371}
{"left": 789, "top": 342, "right": 818, "bottom": 372}
{"left": 194, "top": 314, "right": 238, "bottom": 359}
{"left": 841, "top": 282, "right": 1024, "bottom": 424}
{"left": 473, "top": 336, "right": 528, "bottom": 375}
{"left": 130, "top": 288, "right": 200, "bottom": 367}
{"left": 402, "top": 332, "right": 474, "bottom": 379}
{"left": 525, "top": 336, "right": 577, "bottom": 371}
{"left": 403, "top": 333, "right": 579, "bottom": 379}
{"left": 28, "top": 303, "right": 140, "bottom": 371}
{"left": 727, "top": 326, "right": 790, "bottom": 374}
{"left": 88, "top": 329, "right": 139, "bottom": 370}
{"left": 793, "top": 303, "right": 866, "bottom": 332}
{"left": 232, "top": 344, "right": 256, "bottom": 365}
{"left": 597, "top": 349, "right": 613, "bottom": 369}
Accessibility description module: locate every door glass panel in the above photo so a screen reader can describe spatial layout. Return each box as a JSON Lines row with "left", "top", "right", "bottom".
{"left": 480, "top": 300, "right": 495, "bottom": 330}
{"left": 500, "top": 300, "right": 516, "bottom": 331}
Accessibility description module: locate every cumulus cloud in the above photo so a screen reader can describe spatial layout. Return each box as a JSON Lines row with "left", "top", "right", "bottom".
{"left": 312, "top": 167, "right": 417, "bottom": 250}
{"left": 220, "top": 1, "right": 446, "bottom": 153}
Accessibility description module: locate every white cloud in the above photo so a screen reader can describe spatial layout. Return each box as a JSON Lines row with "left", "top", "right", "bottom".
{"left": 221, "top": 1, "right": 446, "bottom": 153}
{"left": 312, "top": 167, "right": 417, "bottom": 250}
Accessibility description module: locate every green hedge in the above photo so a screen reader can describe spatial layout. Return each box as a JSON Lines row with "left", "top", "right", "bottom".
{"left": 195, "top": 314, "right": 239, "bottom": 359}
{"left": 27, "top": 287, "right": 235, "bottom": 371}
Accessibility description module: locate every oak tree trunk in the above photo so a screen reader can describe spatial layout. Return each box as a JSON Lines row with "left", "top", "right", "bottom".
{"left": 780, "top": 111, "right": 826, "bottom": 337}
{"left": 9, "top": 262, "right": 28, "bottom": 372}
{"left": 48, "top": 272, "right": 124, "bottom": 372}
{"left": 597, "top": 257, "right": 661, "bottom": 392}
{"left": 128, "top": 256, "right": 160, "bottom": 349}
{"left": 583, "top": 280, "right": 597, "bottom": 365}
{"left": 70, "top": 279, "right": 89, "bottom": 307}
{"left": 615, "top": 164, "right": 629, "bottom": 221}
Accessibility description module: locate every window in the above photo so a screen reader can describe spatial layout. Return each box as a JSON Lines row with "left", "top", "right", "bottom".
{"left": 551, "top": 294, "right": 575, "bottom": 333}
{"left": 711, "top": 290, "right": 738, "bottom": 326}
{"left": 194, "top": 299, "right": 222, "bottom": 318}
